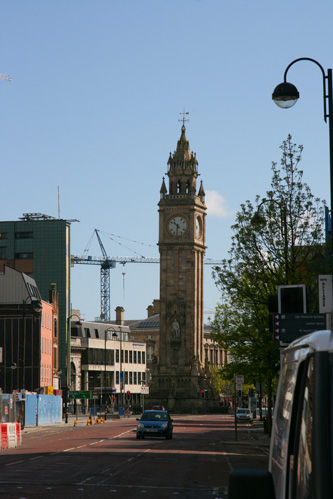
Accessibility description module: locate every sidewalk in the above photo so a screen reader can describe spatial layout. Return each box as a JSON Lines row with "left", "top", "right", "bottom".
{"left": 246, "top": 420, "right": 271, "bottom": 446}
{"left": 21, "top": 412, "right": 131, "bottom": 433}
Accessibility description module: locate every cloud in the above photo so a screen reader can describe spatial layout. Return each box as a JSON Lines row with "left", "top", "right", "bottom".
{"left": 205, "top": 190, "right": 233, "bottom": 217}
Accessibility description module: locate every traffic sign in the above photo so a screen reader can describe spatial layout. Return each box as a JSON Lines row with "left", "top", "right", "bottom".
{"left": 236, "top": 375, "right": 244, "bottom": 384}
{"left": 273, "top": 313, "right": 326, "bottom": 343}
{"left": 69, "top": 390, "right": 91, "bottom": 400}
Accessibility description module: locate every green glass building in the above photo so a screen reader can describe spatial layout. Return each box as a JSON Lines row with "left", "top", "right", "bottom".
{"left": 0, "top": 214, "right": 71, "bottom": 385}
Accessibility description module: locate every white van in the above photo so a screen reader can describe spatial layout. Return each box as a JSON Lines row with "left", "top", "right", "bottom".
{"left": 229, "top": 329, "right": 333, "bottom": 499}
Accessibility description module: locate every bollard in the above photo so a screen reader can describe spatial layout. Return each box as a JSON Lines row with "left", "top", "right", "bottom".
{"left": 95, "top": 417, "right": 99, "bottom": 425}
{"left": 74, "top": 419, "right": 77, "bottom": 427}
{"left": 87, "top": 417, "right": 92, "bottom": 425}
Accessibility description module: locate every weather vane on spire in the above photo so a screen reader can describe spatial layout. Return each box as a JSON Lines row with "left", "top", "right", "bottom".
{"left": 178, "top": 109, "right": 189, "bottom": 126}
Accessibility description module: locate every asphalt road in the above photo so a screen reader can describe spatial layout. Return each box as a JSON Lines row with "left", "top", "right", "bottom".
{"left": 0, "top": 414, "right": 270, "bottom": 498}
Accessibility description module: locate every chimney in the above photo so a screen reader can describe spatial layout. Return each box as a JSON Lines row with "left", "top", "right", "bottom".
{"left": 147, "top": 305, "right": 154, "bottom": 318}
{"left": 115, "top": 306, "right": 124, "bottom": 325}
{"left": 153, "top": 299, "right": 160, "bottom": 315}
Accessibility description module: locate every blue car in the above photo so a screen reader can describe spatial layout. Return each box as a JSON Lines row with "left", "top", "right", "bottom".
{"left": 136, "top": 410, "right": 173, "bottom": 439}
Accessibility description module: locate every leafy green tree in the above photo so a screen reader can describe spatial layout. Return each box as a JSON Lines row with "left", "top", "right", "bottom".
{"left": 210, "top": 135, "right": 328, "bottom": 435}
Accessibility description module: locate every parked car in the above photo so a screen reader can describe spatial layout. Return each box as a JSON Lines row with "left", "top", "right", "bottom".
{"left": 229, "top": 329, "right": 333, "bottom": 499}
{"left": 235, "top": 408, "right": 253, "bottom": 423}
{"left": 137, "top": 410, "right": 173, "bottom": 439}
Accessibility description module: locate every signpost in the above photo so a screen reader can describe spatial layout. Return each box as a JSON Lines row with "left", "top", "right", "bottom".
{"left": 69, "top": 390, "right": 92, "bottom": 400}
{"left": 273, "top": 313, "right": 326, "bottom": 343}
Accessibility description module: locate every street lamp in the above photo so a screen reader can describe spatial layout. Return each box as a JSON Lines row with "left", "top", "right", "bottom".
{"left": 104, "top": 327, "right": 115, "bottom": 415}
{"left": 272, "top": 57, "right": 333, "bottom": 259}
{"left": 65, "top": 313, "right": 82, "bottom": 423}
{"left": 112, "top": 330, "right": 123, "bottom": 408}
{"left": 21, "top": 297, "right": 42, "bottom": 391}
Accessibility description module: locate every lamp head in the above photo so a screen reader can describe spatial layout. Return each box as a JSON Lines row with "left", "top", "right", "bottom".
{"left": 272, "top": 82, "right": 299, "bottom": 109}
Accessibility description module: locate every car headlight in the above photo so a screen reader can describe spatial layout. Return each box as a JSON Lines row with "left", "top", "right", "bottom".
{"left": 161, "top": 423, "right": 168, "bottom": 429}
{"left": 137, "top": 423, "right": 144, "bottom": 429}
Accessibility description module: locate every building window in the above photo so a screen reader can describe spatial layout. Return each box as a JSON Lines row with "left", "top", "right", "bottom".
{"left": 125, "top": 372, "right": 128, "bottom": 384}
{"left": 15, "top": 231, "right": 33, "bottom": 239}
{"left": 134, "top": 351, "right": 137, "bottom": 363}
{"left": 147, "top": 346, "right": 154, "bottom": 362}
{"left": 129, "top": 351, "right": 133, "bottom": 363}
{"left": 125, "top": 350, "right": 128, "bottom": 363}
{"left": 15, "top": 252, "right": 33, "bottom": 259}
{"left": 142, "top": 352, "right": 145, "bottom": 364}
{"left": 129, "top": 372, "right": 133, "bottom": 384}
{"left": 0, "top": 247, "right": 7, "bottom": 259}
{"left": 134, "top": 372, "right": 137, "bottom": 384}
{"left": 116, "top": 371, "right": 119, "bottom": 384}
{"left": 116, "top": 349, "right": 119, "bottom": 363}
{"left": 121, "top": 349, "right": 124, "bottom": 363}
{"left": 138, "top": 372, "right": 141, "bottom": 384}
{"left": 0, "top": 233, "right": 7, "bottom": 239}
{"left": 138, "top": 351, "right": 141, "bottom": 364}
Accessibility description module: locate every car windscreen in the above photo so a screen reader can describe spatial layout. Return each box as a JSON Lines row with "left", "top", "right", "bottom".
{"left": 141, "top": 412, "right": 168, "bottom": 422}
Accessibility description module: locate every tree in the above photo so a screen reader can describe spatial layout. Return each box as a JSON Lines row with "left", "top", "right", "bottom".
{"left": 210, "top": 135, "right": 328, "bottom": 435}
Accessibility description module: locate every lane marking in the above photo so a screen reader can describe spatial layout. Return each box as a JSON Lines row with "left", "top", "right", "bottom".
{"left": 5, "top": 460, "right": 24, "bottom": 467}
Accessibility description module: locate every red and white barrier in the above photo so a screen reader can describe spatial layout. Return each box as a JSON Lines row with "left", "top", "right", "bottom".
{"left": 0, "top": 423, "right": 22, "bottom": 449}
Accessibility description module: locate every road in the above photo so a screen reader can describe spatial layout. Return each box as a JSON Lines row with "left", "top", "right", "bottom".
{"left": 0, "top": 414, "right": 269, "bottom": 498}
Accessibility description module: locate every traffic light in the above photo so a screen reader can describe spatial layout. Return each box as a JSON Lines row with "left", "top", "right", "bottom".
{"left": 201, "top": 390, "right": 208, "bottom": 399}
{"left": 126, "top": 391, "right": 131, "bottom": 400}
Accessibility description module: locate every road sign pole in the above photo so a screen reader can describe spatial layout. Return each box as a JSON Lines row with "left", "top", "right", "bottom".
{"left": 234, "top": 375, "right": 237, "bottom": 441}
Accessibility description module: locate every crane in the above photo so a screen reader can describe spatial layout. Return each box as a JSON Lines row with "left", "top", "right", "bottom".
{"left": 71, "top": 229, "right": 223, "bottom": 321}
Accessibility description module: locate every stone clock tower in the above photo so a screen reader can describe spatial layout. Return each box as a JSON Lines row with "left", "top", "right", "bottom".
{"left": 150, "top": 123, "right": 218, "bottom": 412}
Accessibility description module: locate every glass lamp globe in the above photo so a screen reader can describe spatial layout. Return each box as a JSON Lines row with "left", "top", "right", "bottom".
{"left": 272, "top": 82, "right": 300, "bottom": 109}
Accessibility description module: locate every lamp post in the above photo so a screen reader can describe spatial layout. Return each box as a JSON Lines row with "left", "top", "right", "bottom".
{"left": 22, "top": 297, "right": 42, "bottom": 391}
{"left": 112, "top": 330, "right": 123, "bottom": 409}
{"left": 104, "top": 327, "right": 115, "bottom": 416}
{"left": 65, "top": 313, "right": 82, "bottom": 423}
{"left": 272, "top": 57, "right": 333, "bottom": 260}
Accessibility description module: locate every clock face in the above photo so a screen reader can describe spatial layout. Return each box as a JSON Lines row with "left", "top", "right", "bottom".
{"left": 168, "top": 216, "right": 187, "bottom": 236}
{"left": 195, "top": 217, "right": 201, "bottom": 238}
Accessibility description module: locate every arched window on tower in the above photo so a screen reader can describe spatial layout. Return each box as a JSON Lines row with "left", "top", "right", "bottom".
{"left": 186, "top": 181, "right": 190, "bottom": 194}
{"left": 176, "top": 180, "right": 181, "bottom": 194}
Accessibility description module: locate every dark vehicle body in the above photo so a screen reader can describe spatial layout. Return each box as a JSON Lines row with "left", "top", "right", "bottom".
{"left": 137, "top": 410, "right": 173, "bottom": 439}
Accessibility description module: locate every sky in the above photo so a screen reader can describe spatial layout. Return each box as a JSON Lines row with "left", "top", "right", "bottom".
{"left": 1, "top": 0, "right": 333, "bottom": 322}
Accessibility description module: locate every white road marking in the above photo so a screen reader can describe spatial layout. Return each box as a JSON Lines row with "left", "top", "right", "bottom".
{"left": 5, "top": 460, "right": 24, "bottom": 466}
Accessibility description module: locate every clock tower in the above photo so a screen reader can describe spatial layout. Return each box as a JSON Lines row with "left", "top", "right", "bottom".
{"left": 150, "top": 123, "right": 218, "bottom": 412}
